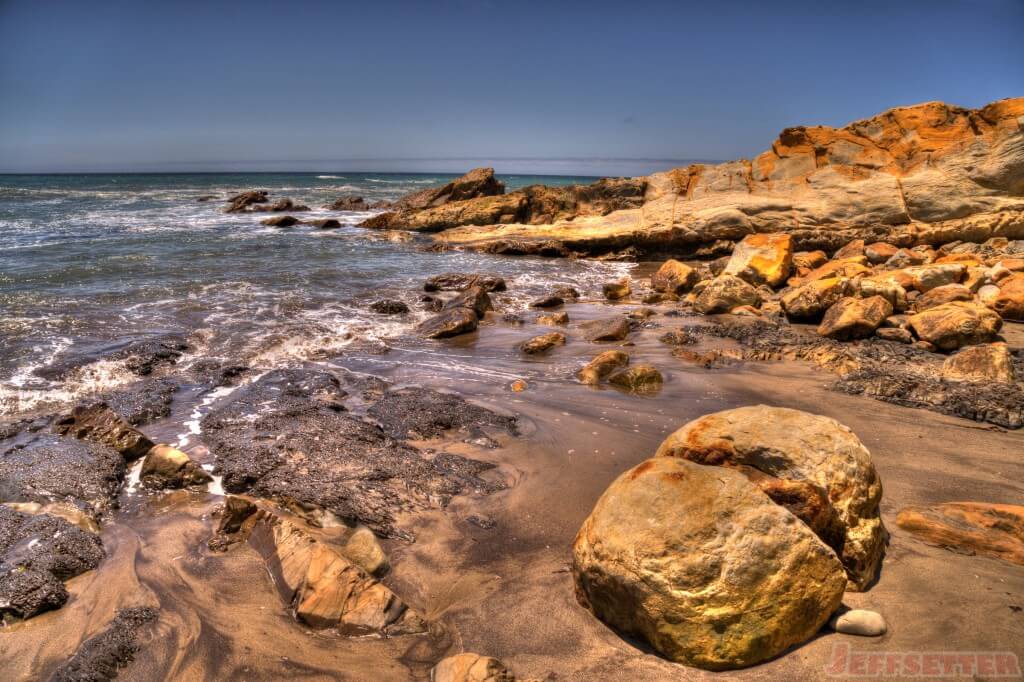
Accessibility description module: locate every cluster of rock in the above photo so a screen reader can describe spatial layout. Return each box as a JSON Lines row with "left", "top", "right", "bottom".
{"left": 573, "top": 405, "right": 885, "bottom": 670}
{"left": 373, "top": 98, "right": 1024, "bottom": 260}
{"left": 359, "top": 167, "right": 646, "bottom": 234}
{"left": 0, "top": 399, "right": 210, "bottom": 622}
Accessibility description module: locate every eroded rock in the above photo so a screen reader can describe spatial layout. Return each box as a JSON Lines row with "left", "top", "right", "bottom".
{"left": 519, "top": 332, "right": 566, "bottom": 355}
{"left": 655, "top": 405, "right": 886, "bottom": 589}
{"left": 573, "top": 457, "right": 846, "bottom": 670}
{"left": 140, "top": 445, "right": 213, "bottom": 490}
{"left": 897, "top": 502, "right": 1024, "bottom": 566}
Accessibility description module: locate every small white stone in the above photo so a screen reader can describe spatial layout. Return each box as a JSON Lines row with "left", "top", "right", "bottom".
{"left": 829, "top": 608, "right": 887, "bottom": 637}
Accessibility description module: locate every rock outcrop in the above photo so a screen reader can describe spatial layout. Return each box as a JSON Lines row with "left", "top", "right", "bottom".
{"left": 404, "top": 98, "right": 1024, "bottom": 258}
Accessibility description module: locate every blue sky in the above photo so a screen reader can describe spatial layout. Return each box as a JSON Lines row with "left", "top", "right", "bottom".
{"left": 1, "top": 0, "right": 1021, "bottom": 174}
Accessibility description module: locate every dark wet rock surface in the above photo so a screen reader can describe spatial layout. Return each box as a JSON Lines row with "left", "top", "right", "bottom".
{"left": 50, "top": 606, "right": 158, "bottom": 681}
{"left": 367, "top": 386, "right": 517, "bottom": 440}
{"left": 34, "top": 335, "right": 189, "bottom": 382}
{"left": 370, "top": 299, "right": 410, "bottom": 315}
{"left": 200, "top": 370, "right": 511, "bottom": 539}
{"left": 0, "top": 435, "right": 125, "bottom": 519}
{"left": 424, "top": 273, "right": 507, "bottom": 293}
{"left": 96, "top": 378, "right": 178, "bottom": 426}
{"left": 0, "top": 506, "right": 105, "bottom": 621}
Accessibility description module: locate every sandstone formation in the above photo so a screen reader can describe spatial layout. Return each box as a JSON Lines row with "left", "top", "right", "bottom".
{"left": 214, "top": 499, "right": 425, "bottom": 634}
{"left": 519, "top": 332, "right": 566, "bottom": 355}
{"left": 431, "top": 653, "right": 515, "bottom": 682}
{"left": 723, "top": 233, "right": 793, "bottom": 287}
{"left": 907, "top": 301, "right": 1002, "bottom": 350}
{"left": 579, "top": 317, "right": 631, "bottom": 342}
{"left": 651, "top": 259, "right": 699, "bottom": 294}
{"left": 817, "top": 296, "right": 893, "bottom": 340}
{"left": 693, "top": 275, "right": 761, "bottom": 314}
{"left": 896, "top": 502, "right": 1024, "bottom": 566}
{"left": 942, "top": 343, "right": 1017, "bottom": 383}
{"left": 573, "top": 456, "right": 846, "bottom": 670}
{"left": 419, "top": 99, "right": 1024, "bottom": 258}
{"left": 655, "top": 405, "right": 886, "bottom": 589}
{"left": 606, "top": 364, "right": 663, "bottom": 392}
{"left": 53, "top": 403, "right": 155, "bottom": 460}
{"left": 577, "top": 350, "right": 630, "bottom": 385}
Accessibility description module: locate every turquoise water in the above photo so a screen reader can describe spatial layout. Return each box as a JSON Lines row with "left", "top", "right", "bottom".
{"left": 0, "top": 172, "right": 632, "bottom": 414}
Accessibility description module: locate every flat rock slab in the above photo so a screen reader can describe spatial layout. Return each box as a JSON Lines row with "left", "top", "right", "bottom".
{"left": 0, "top": 434, "right": 125, "bottom": 519}
{"left": 366, "top": 386, "right": 516, "bottom": 441}
{"left": 897, "top": 502, "right": 1024, "bottom": 566}
{"left": 201, "top": 370, "right": 508, "bottom": 539}
{"left": 0, "top": 506, "right": 105, "bottom": 621}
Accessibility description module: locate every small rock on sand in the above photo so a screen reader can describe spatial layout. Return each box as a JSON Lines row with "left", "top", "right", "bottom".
{"left": 828, "top": 609, "right": 887, "bottom": 637}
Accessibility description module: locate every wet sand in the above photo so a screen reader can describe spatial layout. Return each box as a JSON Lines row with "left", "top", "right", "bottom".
{"left": 2, "top": 299, "right": 1023, "bottom": 680}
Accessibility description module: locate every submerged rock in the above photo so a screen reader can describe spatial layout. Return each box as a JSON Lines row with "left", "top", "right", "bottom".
{"left": 0, "top": 506, "right": 105, "bottom": 621}
{"left": 535, "top": 311, "right": 568, "bottom": 326}
{"left": 327, "top": 196, "right": 370, "bottom": 211}
{"left": 573, "top": 457, "right": 846, "bottom": 670}
{"left": 443, "top": 285, "right": 492, "bottom": 319}
{"left": 655, "top": 405, "right": 886, "bottom": 590}
{"left": 311, "top": 218, "right": 342, "bottom": 229}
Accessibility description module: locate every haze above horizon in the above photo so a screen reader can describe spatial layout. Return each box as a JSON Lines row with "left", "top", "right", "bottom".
{"left": 1, "top": 0, "right": 1021, "bottom": 175}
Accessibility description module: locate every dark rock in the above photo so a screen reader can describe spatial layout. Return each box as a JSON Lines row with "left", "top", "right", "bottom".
{"left": 530, "top": 294, "right": 564, "bottom": 308}
{"left": 424, "top": 273, "right": 507, "bottom": 292}
{"left": 419, "top": 295, "right": 444, "bottom": 312}
{"left": 310, "top": 218, "right": 342, "bottom": 229}
{"left": 261, "top": 215, "right": 300, "bottom": 227}
{"left": 35, "top": 335, "right": 189, "bottom": 382}
{"left": 0, "top": 435, "right": 125, "bottom": 518}
{"left": 97, "top": 379, "right": 177, "bottom": 426}
{"left": 53, "top": 403, "right": 155, "bottom": 460}
{"left": 393, "top": 168, "right": 505, "bottom": 211}
{"left": 0, "top": 506, "right": 105, "bottom": 621}
{"left": 251, "top": 198, "right": 311, "bottom": 213}
{"left": 196, "top": 194, "right": 218, "bottom": 202}
{"left": 327, "top": 196, "right": 370, "bottom": 211}
{"left": 418, "top": 308, "right": 478, "bottom": 339}
{"left": 200, "top": 370, "right": 507, "bottom": 539}
{"left": 370, "top": 299, "right": 410, "bottom": 315}
{"left": 224, "top": 190, "right": 268, "bottom": 213}
{"left": 50, "top": 606, "right": 158, "bottom": 681}
{"left": 367, "top": 387, "right": 516, "bottom": 441}
{"left": 443, "top": 285, "right": 492, "bottom": 319}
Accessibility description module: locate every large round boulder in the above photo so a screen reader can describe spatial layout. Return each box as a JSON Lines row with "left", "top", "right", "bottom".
{"left": 655, "top": 405, "right": 885, "bottom": 590}
{"left": 817, "top": 296, "right": 893, "bottom": 341}
{"left": 573, "top": 456, "right": 845, "bottom": 670}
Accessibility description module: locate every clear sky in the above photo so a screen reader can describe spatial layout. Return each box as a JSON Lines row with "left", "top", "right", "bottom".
{"left": 1, "top": 0, "right": 1021, "bottom": 174}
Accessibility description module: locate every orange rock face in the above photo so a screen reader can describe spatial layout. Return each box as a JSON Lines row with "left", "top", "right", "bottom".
{"left": 897, "top": 502, "right": 1024, "bottom": 567}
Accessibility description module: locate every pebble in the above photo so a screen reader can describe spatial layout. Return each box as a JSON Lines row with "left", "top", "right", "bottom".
{"left": 829, "top": 609, "right": 887, "bottom": 637}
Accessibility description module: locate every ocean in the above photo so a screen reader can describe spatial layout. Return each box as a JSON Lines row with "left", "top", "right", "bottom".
{"left": 0, "top": 172, "right": 633, "bottom": 416}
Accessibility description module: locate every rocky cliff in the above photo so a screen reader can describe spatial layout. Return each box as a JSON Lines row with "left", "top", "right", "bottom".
{"left": 373, "top": 98, "right": 1024, "bottom": 258}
